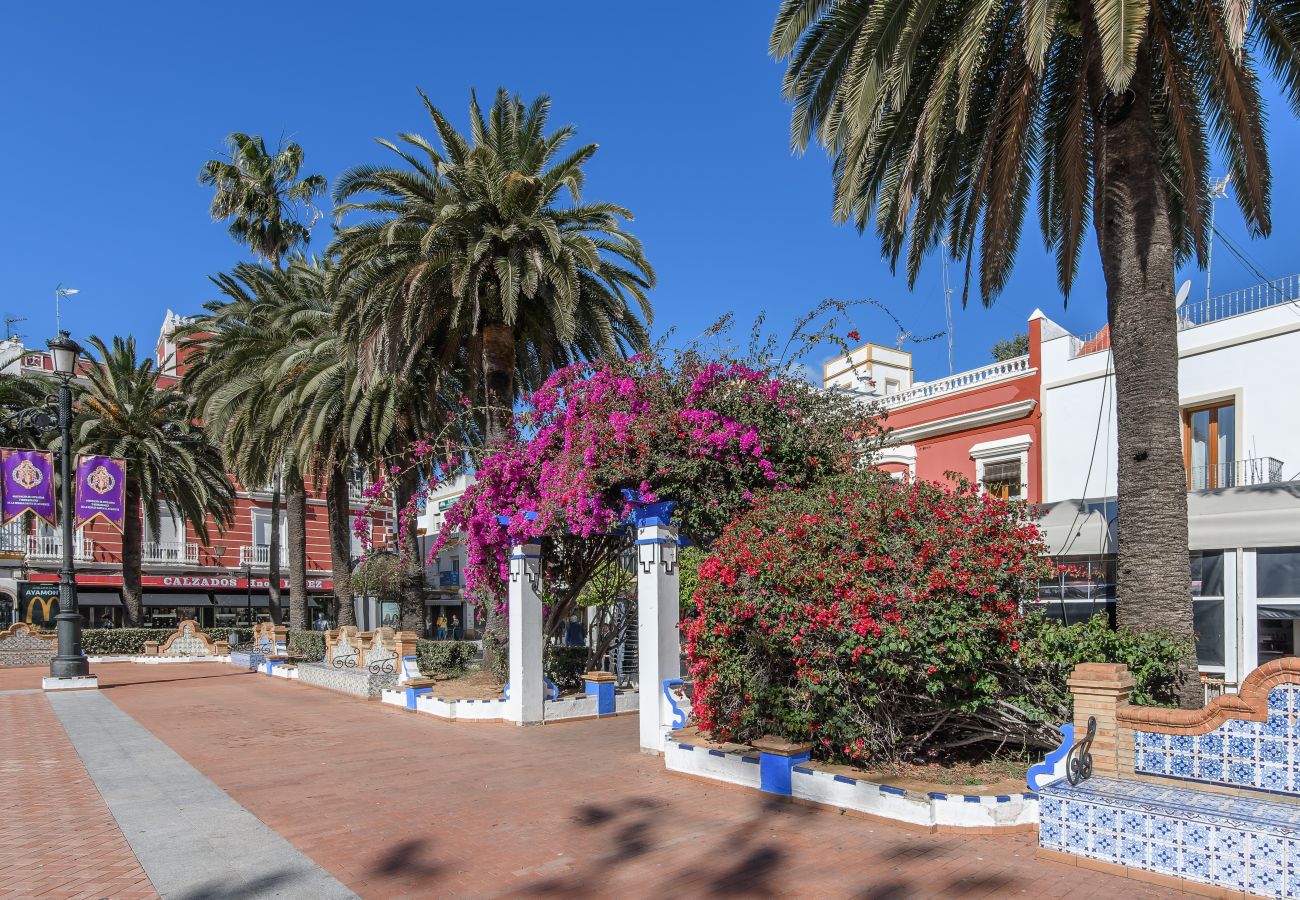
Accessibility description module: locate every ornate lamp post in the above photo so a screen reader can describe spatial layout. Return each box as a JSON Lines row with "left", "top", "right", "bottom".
{"left": 46, "top": 331, "right": 91, "bottom": 683}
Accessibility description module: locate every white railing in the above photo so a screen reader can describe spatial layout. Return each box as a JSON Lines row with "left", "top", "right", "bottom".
{"left": 1070, "top": 274, "right": 1300, "bottom": 358}
{"left": 0, "top": 527, "right": 26, "bottom": 555}
{"left": 1179, "top": 274, "right": 1300, "bottom": 330}
{"left": 238, "top": 543, "right": 286, "bottom": 568}
{"left": 27, "top": 535, "right": 94, "bottom": 562}
{"left": 143, "top": 541, "right": 199, "bottom": 565}
{"left": 880, "top": 355, "right": 1032, "bottom": 409}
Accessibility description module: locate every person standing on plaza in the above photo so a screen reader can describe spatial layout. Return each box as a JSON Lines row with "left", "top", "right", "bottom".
{"left": 436, "top": 613, "right": 447, "bottom": 640}
{"left": 450, "top": 614, "right": 461, "bottom": 640}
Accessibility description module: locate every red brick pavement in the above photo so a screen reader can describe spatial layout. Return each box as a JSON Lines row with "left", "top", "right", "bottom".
{"left": 0, "top": 673, "right": 156, "bottom": 900}
{"left": 0, "top": 662, "right": 1187, "bottom": 899}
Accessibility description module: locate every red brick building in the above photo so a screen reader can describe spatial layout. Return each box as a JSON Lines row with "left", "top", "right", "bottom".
{"left": 0, "top": 312, "right": 389, "bottom": 631}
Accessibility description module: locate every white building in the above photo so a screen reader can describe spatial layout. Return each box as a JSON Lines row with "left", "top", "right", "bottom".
{"left": 1036, "top": 274, "right": 1300, "bottom": 690}
{"left": 416, "top": 472, "right": 477, "bottom": 640}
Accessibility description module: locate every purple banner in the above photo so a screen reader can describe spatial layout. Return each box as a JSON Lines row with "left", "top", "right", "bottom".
{"left": 74, "top": 454, "right": 126, "bottom": 532}
{"left": 1, "top": 449, "right": 56, "bottom": 527}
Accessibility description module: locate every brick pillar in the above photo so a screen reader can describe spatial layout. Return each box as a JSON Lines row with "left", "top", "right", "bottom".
{"left": 1066, "top": 662, "right": 1135, "bottom": 779}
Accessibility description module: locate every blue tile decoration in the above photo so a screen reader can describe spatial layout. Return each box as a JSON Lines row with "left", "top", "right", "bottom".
{"left": 1041, "top": 774, "right": 1300, "bottom": 897}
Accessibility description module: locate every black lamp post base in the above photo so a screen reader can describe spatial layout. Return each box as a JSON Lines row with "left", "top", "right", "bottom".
{"left": 50, "top": 655, "right": 90, "bottom": 679}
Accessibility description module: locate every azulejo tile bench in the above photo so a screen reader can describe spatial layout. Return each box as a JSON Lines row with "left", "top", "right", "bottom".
{"left": 1040, "top": 660, "right": 1300, "bottom": 898}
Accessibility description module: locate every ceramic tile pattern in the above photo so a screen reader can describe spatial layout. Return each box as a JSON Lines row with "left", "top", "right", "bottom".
{"left": 1042, "top": 685, "right": 1300, "bottom": 898}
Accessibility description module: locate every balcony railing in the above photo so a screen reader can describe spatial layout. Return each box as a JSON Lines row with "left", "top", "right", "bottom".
{"left": 880, "top": 355, "right": 1032, "bottom": 409}
{"left": 1188, "top": 456, "right": 1285, "bottom": 491}
{"left": 439, "top": 570, "right": 461, "bottom": 587}
{"left": 239, "top": 544, "right": 284, "bottom": 568}
{"left": 143, "top": 541, "right": 199, "bottom": 565}
{"left": 1179, "top": 274, "right": 1300, "bottom": 330}
{"left": 0, "top": 528, "right": 27, "bottom": 555}
{"left": 27, "top": 535, "right": 94, "bottom": 562}
{"left": 1070, "top": 274, "right": 1300, "bottom": 358}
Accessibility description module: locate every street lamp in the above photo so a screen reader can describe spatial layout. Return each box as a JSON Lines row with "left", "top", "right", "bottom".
{"left": 47, "top": 330, "right": 89, "bottom": 682}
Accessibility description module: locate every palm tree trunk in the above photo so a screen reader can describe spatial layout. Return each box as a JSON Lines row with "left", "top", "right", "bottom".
{"left": 481, "top": 322, "right": 515, "bottom": 446}
{"left": 267, "top": 472, "right": 283, "bottom": 625}
{"left": 1091, "top": 40, "right": 1198, "bottom": 708}
{"left": 121, "top": 477, "right": 144, "bottom": 626}
{"left": 393, "top": 461, "right": 427, "bottom": 634}
{"left": 327, "top": 464, "right": 356, "bottom": 627}
{"left": 286, "top": 467, "right": 308, "bottom": 630}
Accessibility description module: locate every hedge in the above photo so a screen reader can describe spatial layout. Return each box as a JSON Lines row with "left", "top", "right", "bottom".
{"left": 544, "top": 644, "right": 588, "bottom": 692}
{"left": 80, "top": 628, "right": 173, "bottom": 656}
{"left": 288, "top": 630, "right": 325, "bottom": 662}
{"left": 416, "top": 640, "right": 478, "bottom": 677}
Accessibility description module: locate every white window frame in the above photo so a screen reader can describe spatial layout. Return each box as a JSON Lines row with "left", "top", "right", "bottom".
{"left": 144, "top": 502, "right": 186, "bottom": 546}
{"left": 970, "top": 434, "right": 1032, "bottom": 500}
{"left": 250, "top": 508, "right": 287, "bottom": 552}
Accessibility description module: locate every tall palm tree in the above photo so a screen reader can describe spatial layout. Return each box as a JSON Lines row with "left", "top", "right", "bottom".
{"left": 199, "top": 133, "right": 328, "bottom": 270}
{"left": 75, "top": 336, "right": 234, "bottom": 625}
{"left": 199, "top": 133, "right": 327, "bottom": 613}
{"left": 330, "top": 87, "right": 656, "bottom": 445}
{"left": 771, "top": 0, "right": 1299, "bottom": 707}
{"left": 183, "top": 265, "right": 302, "bottom": 625}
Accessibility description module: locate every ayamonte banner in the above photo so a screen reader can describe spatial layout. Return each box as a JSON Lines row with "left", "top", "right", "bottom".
{"left": 0, "top": 448, "right": 56, "bottom": 527}
{"left": 74, "top": 454, "right": 127, "bottom": 532}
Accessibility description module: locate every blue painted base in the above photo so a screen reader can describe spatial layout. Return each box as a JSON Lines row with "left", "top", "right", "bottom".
{"left": 584, "top": 680, "right": 616, "bottom": 716}
{"left": 405, "top": 685, "right": 433, "bottom": 709}
{"left": 759, "top": 750, "right": 811, "bottom": 796}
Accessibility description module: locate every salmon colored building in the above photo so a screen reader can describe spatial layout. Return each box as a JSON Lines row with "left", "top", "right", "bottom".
{"left": 0, "top": 311, "right": 389, "bottom": 632}
{"left": 824, "top": 316, "right": 1047, "bottom": 503}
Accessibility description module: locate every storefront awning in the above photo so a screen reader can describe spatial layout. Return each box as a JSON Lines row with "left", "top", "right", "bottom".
{"left": 77, "top": 590, "right": 122, "bottom": 607}
{"left": 1035, "top": 482, "right": 1300, "bottom": 555}
{"left": 145, "top": 592, "right": 213, "bottom": 607}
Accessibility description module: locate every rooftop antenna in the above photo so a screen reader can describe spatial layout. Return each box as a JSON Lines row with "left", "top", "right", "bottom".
{"left": 3, "top": 314, "right": 26, "bottom": 342}
{"left": 940, "top": 235, "right": 955, "bottom": 375}
{"left": 1206, "top": 174, "right": 1232, "bottom": 302}
{"left": 53, "top": 284, "right": 79, "bottom": 333}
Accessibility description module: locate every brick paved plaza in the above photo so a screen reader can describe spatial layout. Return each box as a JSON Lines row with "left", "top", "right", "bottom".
{"left": 0, "top": 663, "right": 1188, "bottom": 898}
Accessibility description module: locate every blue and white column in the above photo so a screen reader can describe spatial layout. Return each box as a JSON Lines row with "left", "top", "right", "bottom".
{"left": 507, "top": 540, "right": 544, "bottom": 725}
{"left": 635, "top": 502, "right": 680, "bottom": 753}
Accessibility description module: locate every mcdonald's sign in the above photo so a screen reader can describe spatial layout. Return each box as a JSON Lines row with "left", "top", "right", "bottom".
{"left": 18, "top": 583, "right": 60, "bottom": 628}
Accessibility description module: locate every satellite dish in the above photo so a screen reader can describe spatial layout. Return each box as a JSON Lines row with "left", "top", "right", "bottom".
{"left": 1175, "top": 280, "right": 1192, "bottom": 308}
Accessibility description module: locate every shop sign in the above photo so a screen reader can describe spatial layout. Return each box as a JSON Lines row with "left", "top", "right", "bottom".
{"left": 18, "top": 582, "right": 61, "bottom": 627}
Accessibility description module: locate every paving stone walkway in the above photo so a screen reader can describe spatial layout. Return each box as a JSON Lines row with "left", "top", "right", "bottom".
{"left": 1, "top": 663, "right": 1189, "bottom": 898}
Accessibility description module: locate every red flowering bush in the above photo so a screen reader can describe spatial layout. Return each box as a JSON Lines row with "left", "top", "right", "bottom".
{"left": 684, "top": 471, "right": 1058, "bottom": 765}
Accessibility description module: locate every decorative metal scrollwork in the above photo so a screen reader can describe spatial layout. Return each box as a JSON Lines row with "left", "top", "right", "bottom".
{"left": 367, "top": 651, "right": 398, "bottom": 675}
{"left": 332, "top": 649, "right": 359, "bottom": 670}
{"left": 1066, "top": 715, "right": 1097, "bottom": 786}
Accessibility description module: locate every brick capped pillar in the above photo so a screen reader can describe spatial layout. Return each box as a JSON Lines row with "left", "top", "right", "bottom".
{"left": 1066, "top": 662, "right": 1135, "bottom": 779}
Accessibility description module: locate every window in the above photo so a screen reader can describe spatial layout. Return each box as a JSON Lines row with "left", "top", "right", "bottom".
{"left": 1184, "top": 400, "right": 1236, "bottom": 489}
{"left": 1036, "top": 555, "right": 1116, "bottom": 625}
{"left": 884, "top": 378, "right": 901, "bottom": 395}
{"left": 144, "top": 503, "right": 185, "bottom": 547}
{"left": 1259, "top": 548, "right": 1300, "bottom": 598}
{"left": 969, "top": 435, "right": 1032, "bottom": 501}
{"left": 250, "top": 509, "right": 287, "bottom": 550}
{"left": 1191, "top": 551, "right": 1226, "bottom": 668}
{"left": 980, "top": 459, "right": 1022, "bottom": 500}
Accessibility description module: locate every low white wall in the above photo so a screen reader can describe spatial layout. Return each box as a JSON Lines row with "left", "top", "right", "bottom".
{"left": 666, "top": 739, "right": 1040, "bottom": 829}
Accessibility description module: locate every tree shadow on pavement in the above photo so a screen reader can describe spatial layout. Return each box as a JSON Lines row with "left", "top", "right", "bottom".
{"left": 367, "top": 837, "right": 444, "bottom": 880}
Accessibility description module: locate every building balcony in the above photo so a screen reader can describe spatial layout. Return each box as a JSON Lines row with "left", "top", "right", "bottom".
{"left": 879, "top": 355, "right": 1032, "bottom": 409}
{"left": 1189, "top": 457, "right": 1286, "bottom": 491}
{"left": 238, "top": 544, "right": 284, "bottom": 568}
{"left": 143, "top": 541, "right": 200, "bottom": 565}
{"left": 438, "top": 570, "right": 461, "bottom": 588}
{"left": 27, "top": 535, "right": 94, "bottom": 562}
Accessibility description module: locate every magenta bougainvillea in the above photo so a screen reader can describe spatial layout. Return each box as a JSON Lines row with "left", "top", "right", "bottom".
{"left": 433, "top": 353, "right": 876, "bottom": 604}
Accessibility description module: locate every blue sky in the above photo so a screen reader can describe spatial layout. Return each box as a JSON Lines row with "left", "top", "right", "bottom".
{"left": 4, "top": 2, "right": 1299, "bottom": 382}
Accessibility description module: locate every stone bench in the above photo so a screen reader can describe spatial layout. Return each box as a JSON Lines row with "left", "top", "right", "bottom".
{"left": 1040, "top": 660, "right": 1300, "bottom": 898}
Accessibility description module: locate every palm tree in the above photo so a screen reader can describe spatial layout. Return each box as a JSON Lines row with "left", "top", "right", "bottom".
{"left": 74, "top": 336, "right": 234, "bottom": 625}
{"left": 330, "top": 87, "right": 656, "bottom": 445}
{"left": 199, "top": 133, "right": 327, "bottom": 270}
{"left": 199, "top": 133, "right": 326, "bottom": 614}
{"left": 770, "top": 0, "right": 1298, "bottom": 707}
{"left": 183, "top": 265, "right": 300, "bottom": 625}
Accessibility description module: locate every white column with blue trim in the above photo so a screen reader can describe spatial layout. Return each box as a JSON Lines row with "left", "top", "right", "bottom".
{"left": 507, "top": 540, "right": 544, "bottom": 725}
{"left": 635, "top": 503, "right": 680, "bottom": 753}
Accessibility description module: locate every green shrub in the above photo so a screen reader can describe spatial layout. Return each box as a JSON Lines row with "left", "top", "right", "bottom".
{"left": 288, "top": 630, "right": 325, "bottom": 662}
{"left": 81, "top": 628, "right": 172, "bottom": 655}
{"left": 544, "top": 644, "right": 588, "bottom": 691}
{"left": 416, "top": 639, "right": 478, "bottom": 677}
